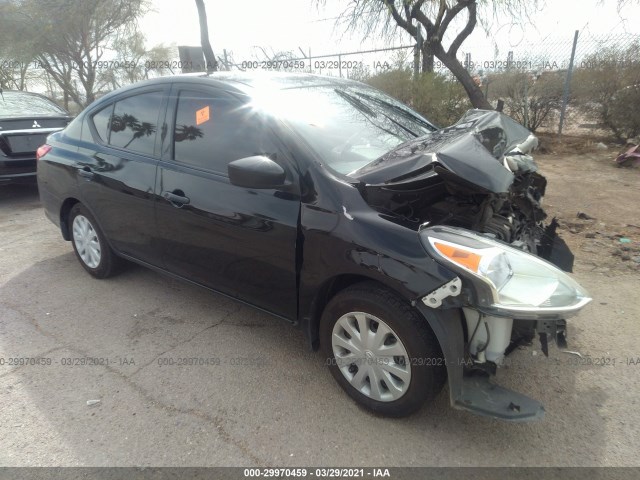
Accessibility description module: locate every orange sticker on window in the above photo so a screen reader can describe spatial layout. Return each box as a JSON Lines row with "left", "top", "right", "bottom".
{"left": 196, "top": 106, "right": 210, "bottom": 125}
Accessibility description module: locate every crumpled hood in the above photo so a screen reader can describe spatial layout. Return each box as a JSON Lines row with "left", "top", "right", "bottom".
{"left": 351, "top": 109, "right": 533, "bottom": 193}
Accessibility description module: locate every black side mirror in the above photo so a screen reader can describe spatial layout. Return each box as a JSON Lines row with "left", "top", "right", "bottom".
{"left": 228, "top": 155, "right": 286, "bottom": 189}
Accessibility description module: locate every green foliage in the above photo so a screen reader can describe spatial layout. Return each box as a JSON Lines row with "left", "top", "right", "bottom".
{"left": 571, "top": 43, "right": 640, "bottom": 141}
{"left": 103, "top": 31, "right": 177, "bottom": 91}
{"left": 486, "top": 70, "right": 564, "bottom": 132}
{"left": 0, "top": 0, "right": 152, "bottom": 107}
{"left": 366, "top": 68, "right": 471, "bottom": 126}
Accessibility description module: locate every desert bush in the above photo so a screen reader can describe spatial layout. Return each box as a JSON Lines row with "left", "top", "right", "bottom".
{"left": 571, "top": 43, "right": 640, "bottom": 141}
{"left": 486, "top": 70, "right": 564, "bottom": 132}
{"left": 366, "top": 68, "right": 471, "bottom": 126}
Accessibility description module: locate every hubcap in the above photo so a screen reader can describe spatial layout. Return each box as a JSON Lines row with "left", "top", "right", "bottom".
{"left": 331, "top": 312, "right": 411, "bottom": 402}
{"left": 72, "top": 215, "right": 101, "bottom": 269}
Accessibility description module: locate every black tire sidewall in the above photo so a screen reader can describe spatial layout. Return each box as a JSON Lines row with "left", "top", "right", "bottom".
{"left": 69, "top": 204, "right": 114, "bottom": 278}
{"left": 320, "top": 284, "right": 444, "bottom": 417}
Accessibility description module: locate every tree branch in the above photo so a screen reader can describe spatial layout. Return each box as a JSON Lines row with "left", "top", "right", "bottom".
{"left": 448, "top": 1, "right": 476, "bottom": 55}
{"left": 433, "top": 0, "right": 447, "bottom": 34}
{"left": 412, "top": 8, "right": 435, "bottom": 37}
{"left": 438, "top": 0, "right": 472, "bottom": 39}
{"left": 381, "top": 0, "right": 417, "bottom": 37}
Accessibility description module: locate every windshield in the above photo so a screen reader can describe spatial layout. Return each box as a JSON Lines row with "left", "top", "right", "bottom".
{"left": 250, "top": 84, "right": 436, "bottom": 175}
{"left": 0, "top": 91, "right": 67, "bottom": 118}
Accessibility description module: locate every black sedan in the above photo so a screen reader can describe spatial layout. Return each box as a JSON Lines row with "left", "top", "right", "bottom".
{"left": 36, "top": 73, "right": 590, "bottom": 420}
{"left": 0, "top": 90, "right": 71, "bottom": 184}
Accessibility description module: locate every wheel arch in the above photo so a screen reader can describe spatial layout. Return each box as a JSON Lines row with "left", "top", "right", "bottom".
{"left": 303, "top": 274, "right": 380, "bottom": 351}
{"left": 305, "top": 274, "right": 467, "bottom": 407}
{"left": 303, "top": 274, "right": 456, "bottom": 357}
{"left": 59, "top": 197, "right": 80, "bottom": 240}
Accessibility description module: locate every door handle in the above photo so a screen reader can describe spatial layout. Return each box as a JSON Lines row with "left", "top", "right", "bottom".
{"left": 162, "top": 190, "right": 190, "bottom": 207}
{"left": 78, "top": 167, "right": 94, "bottom": 180}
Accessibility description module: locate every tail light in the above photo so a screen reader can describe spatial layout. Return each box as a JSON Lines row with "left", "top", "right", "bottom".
{"left": 36, "top": 144, "right": 52, "bottom": 160}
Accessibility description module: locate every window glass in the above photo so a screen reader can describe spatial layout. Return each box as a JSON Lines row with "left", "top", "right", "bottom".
{"left": 250, "top": 85, "right": 435, "bottom": 175}
{"left": 0, "top": 91, "right": 67, "bottom": 117}
{"left": 173, "top": 90, "right": 279, "bottom": 173}
{"left": 109, "top": 91, "right": 163, "bottom": 156}
{"left": 91, "top": 104, "right": 113, "bottom": 142}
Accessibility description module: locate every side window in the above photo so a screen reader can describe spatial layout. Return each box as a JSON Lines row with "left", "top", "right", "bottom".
{"left": 109, "top": 91, "right": 163, "bottom": 156}
{"left": 91, "top": 104, "right": 113, "bottom": 142}
{"left": 173, "top": 89, "right": 279, "bottom": 174}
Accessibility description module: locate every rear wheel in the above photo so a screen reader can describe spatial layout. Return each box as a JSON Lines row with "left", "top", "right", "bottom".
{"left": 69, "top": 204, "right": 120, "bottom": 278}
{"left": 320, "top": 282, "right": 446, "bottom": 417}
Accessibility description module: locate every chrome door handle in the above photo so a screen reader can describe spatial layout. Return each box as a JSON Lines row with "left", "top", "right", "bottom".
{"left": 162, "top": 191, "right": 190, "bottom": 207}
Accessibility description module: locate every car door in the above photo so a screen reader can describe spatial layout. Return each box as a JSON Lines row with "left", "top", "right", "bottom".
{"left": 155, "top": 84, "right": 301, "bottom": 320}
{"left": 76, "top": 86, "right": 169, "bottom": 265}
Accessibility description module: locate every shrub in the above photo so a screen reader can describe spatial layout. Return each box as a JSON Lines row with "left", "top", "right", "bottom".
{"left": 366, "top": 68, "right": 471, "bottom": 126}
{"left": 486, "top": 70, "right": 564, "bottom": 132}
{"left": 571, "top": 43, "right": 640, "bottom": 142}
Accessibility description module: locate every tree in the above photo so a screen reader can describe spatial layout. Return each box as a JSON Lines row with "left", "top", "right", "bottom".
{"left": 329, "top": 0, "right": 536, "bottom": 109}
{"left": 0, "top": 0, "right": 149, "bottom": 108}
{"left": 103, "top": 31, "right": 177, "bottom": 91}
{"left": 487, "top": 71, "right": 563, "bottom": 132}
{"left": 0, "top": 17, "right": 35, "bottom": 91}
{"left": 195, "top": 0, "right": 218, "bottom": 72}
{"left": 572, "top": 43, "right": 640, "bottom": 141}
{"left": 366, "top": 68, "right": 471, "bottom": 126}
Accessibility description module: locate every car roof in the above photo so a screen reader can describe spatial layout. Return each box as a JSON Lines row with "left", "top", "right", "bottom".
{"left": 93, "top": 72, "right": 362, "bottom": 104}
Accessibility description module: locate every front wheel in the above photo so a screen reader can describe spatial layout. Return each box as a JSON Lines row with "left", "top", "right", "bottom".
{"left": 69, "top": 204, "right": 121, "bottom": 278}
{"left": 320, "top": 282, "right": 446, "bottom": 417}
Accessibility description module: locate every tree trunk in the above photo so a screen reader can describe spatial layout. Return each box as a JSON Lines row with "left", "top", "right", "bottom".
{"left": 432, "top": 45, "right": 491, "bottom": 110}
{"left": 195, "top": 0, "right": 217, "bottom": 72}
{"left": 422, "top": 43, "right": 434, "bottom": 73}
{"left": 422, "top": 52, "right": 434, "bottom": 73}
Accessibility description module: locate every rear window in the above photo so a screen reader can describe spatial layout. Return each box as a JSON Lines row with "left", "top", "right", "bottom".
{"left": 89, "top": 91, "right": 164, "bottom": 156}
{"left": 91, "top": 104, "right": 114, "bottom": 142}
{"left": 109, "top": 92, "right": 163, "bottom": 156}
{"left": 0, "top": 91, "right": 67, "bottom": 118}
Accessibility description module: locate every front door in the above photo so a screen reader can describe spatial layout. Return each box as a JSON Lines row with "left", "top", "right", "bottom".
{"left": 155, "top": 85, "right": 300, "bottom": 320}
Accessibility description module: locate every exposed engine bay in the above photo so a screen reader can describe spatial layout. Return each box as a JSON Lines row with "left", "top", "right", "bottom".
{"left": 355, "top": 110, "right": 563, "bottom": 266}
{"left": 354, "top": 110, "right": 578, "bottom": 397}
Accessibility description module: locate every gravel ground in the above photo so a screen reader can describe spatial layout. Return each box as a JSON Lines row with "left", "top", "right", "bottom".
{"left": 0, "top": 151, "right": 638, "bottom": 467}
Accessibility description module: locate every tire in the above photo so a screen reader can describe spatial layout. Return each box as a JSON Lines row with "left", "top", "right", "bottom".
{"left": 68, "top": 203, "right": 120, "bottom": 279}
{"left": 320, "top": 281, "right": 446, "bottom": 417}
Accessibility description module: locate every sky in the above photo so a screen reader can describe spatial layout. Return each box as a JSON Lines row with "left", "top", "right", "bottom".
{"left": 140, "top": 0, "right": 640, "bottom": 69}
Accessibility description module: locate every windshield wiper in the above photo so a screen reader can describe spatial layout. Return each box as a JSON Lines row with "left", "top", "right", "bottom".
{"left": 336, "top": 88, "right": 419, "bottom": 137}
{"left": 354, "top": 91, "right": 436, "bottom": 131}
{"left": 334, "top": 89, "right": 377, "bottom": 117}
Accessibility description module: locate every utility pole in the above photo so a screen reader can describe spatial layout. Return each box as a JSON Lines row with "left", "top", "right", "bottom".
{"left": 559, "top": 30, "right": 579, "bottom": 136}
{"left": 413, "top": 25, "right": 422, "bottom": 79}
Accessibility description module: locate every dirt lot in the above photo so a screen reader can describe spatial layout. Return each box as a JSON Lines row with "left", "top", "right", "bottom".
{"left": 0, "top": 149, "right": 639, "bottom": 467}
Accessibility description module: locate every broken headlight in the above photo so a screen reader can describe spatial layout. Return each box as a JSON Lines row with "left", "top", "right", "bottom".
{"left": 420, "top": 226, "right": 591, "bottom": 319}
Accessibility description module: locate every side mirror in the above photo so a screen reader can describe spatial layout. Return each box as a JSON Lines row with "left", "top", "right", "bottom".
{"left": 228, "top": 155, "right": 286, "bottom": 189}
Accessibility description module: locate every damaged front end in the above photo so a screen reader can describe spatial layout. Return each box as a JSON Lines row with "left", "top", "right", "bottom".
{"left": 418, "top": 225, "right": 591, "bottom": 421}
{"left": 353, "top": 110, "right": 591, "bottom": 420}
{"left": 353, "top": 109, "right": 574, "bottom": 271}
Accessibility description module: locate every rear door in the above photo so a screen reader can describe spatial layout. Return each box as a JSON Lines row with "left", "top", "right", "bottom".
{"left": 155, "top": 84, "right": 300, "bottom": 319}
{"left": 76, "top": 86, "right": 169, "bottom": 265}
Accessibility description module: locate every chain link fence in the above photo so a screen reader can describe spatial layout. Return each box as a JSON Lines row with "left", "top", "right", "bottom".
{"left": 3, "top": 30, "right": 638, "bottom": 137}
{"left": 239, "top": 31, "right": 638, "bottom": 136}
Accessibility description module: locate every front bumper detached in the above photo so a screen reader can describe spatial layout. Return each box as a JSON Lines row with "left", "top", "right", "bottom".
{"left": 456, "top": 375, "right": 545, "bottom": 421}
{"left": 416, "top": 304, "right": 572, "bottom": 422}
